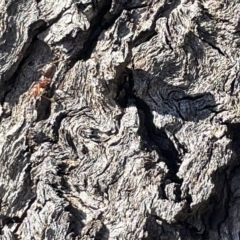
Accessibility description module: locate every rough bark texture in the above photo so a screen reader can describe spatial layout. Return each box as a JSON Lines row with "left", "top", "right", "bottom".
{"left": 0, "top": 0, "right": 240, "bottom": 239}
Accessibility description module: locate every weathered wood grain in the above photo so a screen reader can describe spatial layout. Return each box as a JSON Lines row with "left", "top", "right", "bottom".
{"left": 0, "top": 0, "right": 240, "bottom": 239}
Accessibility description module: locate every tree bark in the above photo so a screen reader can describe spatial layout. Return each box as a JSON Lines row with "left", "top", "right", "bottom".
{"left": 0, "top": 0, "right": 240, "bottom": 239}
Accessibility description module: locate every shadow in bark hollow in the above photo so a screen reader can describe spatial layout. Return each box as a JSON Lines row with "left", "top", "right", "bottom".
{"left": 200, "top": 172, "right": 230, "bottom": 239}
{"left": 132, "top": 69, "right": 216, "bottom": 122}
{"left": 65, "top": 205, "right": 85, "bottom": 238}
{"left": 226, "top": 123, "right": 240, "bottom": 157}
{"left": 78, "top": 0, "right": 119, "bottom": 61}
{"left": 135, "top": 96, "right": 182, "bottom": 184}
{"left": 0, "top": 2, "right": 18, "bottom": 84}
{"left": 0, "top": 215, "right": 21, "bottom": 236}
{"left": 143, "top": 216, "right": 164, "bottom": 240}
{"left": 35, "top": 97, "right": 52, "bottom": 122}
{"left": 196, "top": 5, "right": 225, "bottom": 56}
{"left": 65, "top": 205, "right": 110, "bottom": 239}
{"left": 115, "top": 67, "right": 216, "bottom": 202}
{"left": 182, "top": 31, "right": 203, "bottom": 82}
{"left": 94, "top": 224, "right": 110, "bottom": 240}
{"left": 143, "top": 215, "right": 202, "bottom": 240}
{"left": 0, "top": 186, "right": 6, "bottom": 201}
{"left": 202, "top": 123, "right": 240, "bottom": 236}
{"left": 142, "top": 123, "right": 240, "bottom": 239}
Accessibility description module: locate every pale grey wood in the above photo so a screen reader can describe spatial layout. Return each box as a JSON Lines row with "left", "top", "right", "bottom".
{"left": 0, "top": 0, "right": 240, "bottom": 239}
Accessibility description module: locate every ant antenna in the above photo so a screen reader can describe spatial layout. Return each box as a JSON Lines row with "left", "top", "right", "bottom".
{"left": 36, "top": 56, "right": 65, "bottom": 68}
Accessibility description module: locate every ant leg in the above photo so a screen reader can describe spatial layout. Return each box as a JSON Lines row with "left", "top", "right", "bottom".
{"left": 37, "top": 68, "right": 44, "bottom": 74}
{"left": 36, "top": 56, "right": 65, "bottom": 69}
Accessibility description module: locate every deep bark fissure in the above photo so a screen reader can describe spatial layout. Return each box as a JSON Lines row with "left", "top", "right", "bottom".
{"left": 1, "top": 0, "right": 240, "bottom": 239}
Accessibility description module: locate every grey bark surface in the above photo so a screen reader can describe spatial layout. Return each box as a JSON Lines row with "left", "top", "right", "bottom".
{"left": 0, "top": 0, "right": 240, "bottom": 239}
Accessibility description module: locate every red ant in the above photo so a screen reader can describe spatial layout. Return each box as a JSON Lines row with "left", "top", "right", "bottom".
{"left": 31, "top": 75, "right": 51, "bottom": 98}
{"left": 30, "top": 58, "right": 63, "bottom": 101}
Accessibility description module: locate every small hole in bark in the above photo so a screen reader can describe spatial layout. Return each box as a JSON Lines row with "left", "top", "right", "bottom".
{"left": 81, "top": 144, "right": 89, "bottom": 154}
{"left": 36, "top": 97, "right": 52, "bottom": 122}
